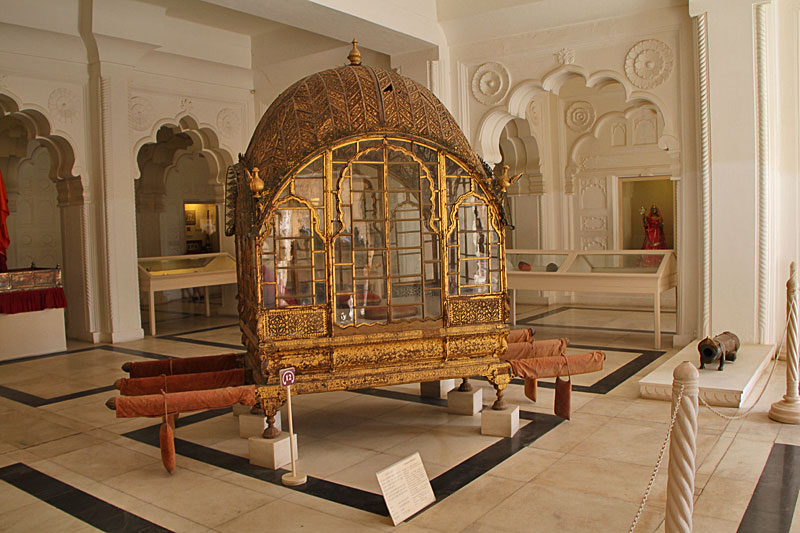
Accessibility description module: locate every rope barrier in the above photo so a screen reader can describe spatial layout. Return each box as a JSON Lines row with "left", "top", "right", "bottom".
{"left": 629, "top": 383, "right": 685, "bottom": 532}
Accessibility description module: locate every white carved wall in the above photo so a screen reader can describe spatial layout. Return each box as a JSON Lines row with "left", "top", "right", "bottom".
{"left": 459, "top": 5, "right": 696, "bottom": 339}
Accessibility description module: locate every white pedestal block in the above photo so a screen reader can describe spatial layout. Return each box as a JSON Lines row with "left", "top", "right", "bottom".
{"left": 420, "top": 379, "right": 457, "bottom": 399}
{"left": 0, "top": 308, "right": 67, "bottom": 361}
{"left": 447, "top": 388, "right": 482, "bottom": 415}
{"left": 481, "top": 405, "right": 520, "bottom": 437}
{"left": 232, "top": 403, "right": 251, "bottom": 417}
{"left": 248, "top": 433, "right": 298, "bottom": 470}
{"left": 639, "top": 341, "right": 774, "bottom": 407}
{"left": 239, "top": 412, "right": 282, "bottom": 438}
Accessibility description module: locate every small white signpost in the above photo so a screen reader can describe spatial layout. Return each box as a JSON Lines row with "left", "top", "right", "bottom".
{"left": 376, "top": 452, "right": 435, "bottom": 525}
{"left": 279, "top": 367, "right": 306, "bottom": 486}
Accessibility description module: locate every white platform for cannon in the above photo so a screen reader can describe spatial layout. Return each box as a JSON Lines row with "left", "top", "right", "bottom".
{"left": 639, "top": 340, "right": 775, "bottom": 407}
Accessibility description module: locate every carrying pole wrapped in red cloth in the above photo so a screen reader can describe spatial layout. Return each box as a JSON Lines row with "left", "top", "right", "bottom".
{"left": 503, "top": 350, "right": 604, "bottom": 381}
{"left": 115, "top": 368, "right": 246, "bottom": 396}
{"left": 123, "top": 353, "right": 240, "bottom": 378}
{"left": 508, "top": 328, "right": 534, "bottom": 344}
{"left": 504, "top": 338, "right": 568, "bottom": 360}
{"left": 110, "top": 385, "right": 256, "bottom": 418}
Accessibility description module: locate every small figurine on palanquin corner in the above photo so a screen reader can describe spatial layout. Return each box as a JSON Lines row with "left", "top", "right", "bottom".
{"left": 698, "top": 331, "right": 741, "bottom": 371}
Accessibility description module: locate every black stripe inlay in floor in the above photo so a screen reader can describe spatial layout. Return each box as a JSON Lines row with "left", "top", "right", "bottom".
{"left": 0, "top": 463, "right": 172, "bottom": 532}
{"left": 738, "top": 443, "right": 800, "bottom": 532}
{"left": 123, "top": 403, "right": 562, "bottom": 518}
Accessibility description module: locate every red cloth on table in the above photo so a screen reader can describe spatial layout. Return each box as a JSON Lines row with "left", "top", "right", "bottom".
{"left": 113, "top": 385, "right": 256, "bottom": 418}
{"left": 126, "top": 353, "right": 239, "bottom": 379}
{"left": 0, "top": 287, "right": 66, "bottom": 314}
{"left": 116, "top": 368, "right": 246, "bottom": 396}
{"left": 0, "top": 168, "right": 9, "bottom": 264}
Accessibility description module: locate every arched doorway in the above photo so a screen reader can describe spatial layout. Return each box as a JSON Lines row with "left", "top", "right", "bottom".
{"left": 134, "top": 116, "right": 234, "bottom": 321}
{"left": 0, "top": 93, "right": 89, "bottom": 339}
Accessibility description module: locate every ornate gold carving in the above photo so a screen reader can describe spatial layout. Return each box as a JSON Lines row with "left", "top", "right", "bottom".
{"left": 244, "top": 63, "right": 489, "bottom": 202}
{"left": 447, "top": 296, "right": 505, "bottom": 326}
{"left": 262, "top": 307, "right": 328, "bottom": 339}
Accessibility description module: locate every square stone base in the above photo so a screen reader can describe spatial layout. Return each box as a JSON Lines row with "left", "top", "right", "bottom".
{"left": 447, "top": 388, "right": 482, "bottom": 416}
{"left": 420, "top": 379, "right": 457, "bottom": 399}
{"left": 239, "top": 411, "right": 282, "bottom": 438}
{"left": 481, "top": 405, "right": 520, "bottom": 437}
{"left": 232, "top": 403, "right": 252, "bottom": 417}
{"left": 248, "top": 432, "right": 298, "bottom": 470}
{"left": 639, "top": 341, "right": 774, "bottom": 407}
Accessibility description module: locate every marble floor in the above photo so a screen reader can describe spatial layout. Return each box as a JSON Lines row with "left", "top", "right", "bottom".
{"left": 0, "top": 301, "right": 799, "bottom": 532}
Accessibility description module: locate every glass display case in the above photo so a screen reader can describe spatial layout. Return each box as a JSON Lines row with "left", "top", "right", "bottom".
{"left": 137, "top": 253, "right": 236, "bottom": 335}
{"left": 506, "top": 249, "right": 677, "bottom": 348}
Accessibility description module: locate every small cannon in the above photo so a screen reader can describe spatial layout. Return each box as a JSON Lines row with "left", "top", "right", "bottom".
{"left": 698, "top": 331, "right": 740, "bottom": 370}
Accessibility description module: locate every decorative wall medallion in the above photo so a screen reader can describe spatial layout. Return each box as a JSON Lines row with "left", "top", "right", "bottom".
{"left": 528, "top": 100, "right": 539, "bottom": 127}
{"left": 624, "top": 39, "right": 674, "bottom": 89}
{"left": 128, "top": 96, "right": 155, "bottom": 132}
{"left": 47, "top": 88, "right": 79, "bottom": 123}
{"left": 471, "top": 62, "right": 510, "bottom": 105}
{"left": 581, "top": 216, "right": 607, "bottom": 232}
{"left": 555, "top": 48, "right": 575, "bottom": 65}
{"left": 565, "top": 101, "right": 596, "bottom": 133}
{"left": 0, "top": 73, "right": 8, "bottom": 91}
{"left": 216, "top": 107, "right": 241, "bottom": 139}
{"left": 180, "top": 97, "right": 194, "bottom": 113}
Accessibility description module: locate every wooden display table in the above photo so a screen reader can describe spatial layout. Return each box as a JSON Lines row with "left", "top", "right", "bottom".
{"left": 138, "top": 253, "right": 237, "bottom": 336}
{"left": 506, "top": 249, "right": 677, "bottom": 348}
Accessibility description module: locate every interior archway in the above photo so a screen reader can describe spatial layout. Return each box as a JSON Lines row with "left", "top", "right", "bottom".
{"left": 0, "top": 92, "right": 89, "bottom": 340}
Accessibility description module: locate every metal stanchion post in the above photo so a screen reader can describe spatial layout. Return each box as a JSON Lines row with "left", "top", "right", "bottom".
{"left": 665, "top": 362, "right": 698, "bottom": 533}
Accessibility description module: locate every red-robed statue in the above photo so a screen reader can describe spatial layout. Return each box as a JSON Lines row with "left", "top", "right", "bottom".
{"left": 641, "top": 204, "right": 667, "bottom": 250}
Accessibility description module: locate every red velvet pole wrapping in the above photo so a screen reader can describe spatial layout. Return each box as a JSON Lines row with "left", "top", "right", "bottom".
{"left": 116, "top": 368, "right": 246, "bottom": 396}
{"left": 125, "top": 353, "right": 240, "bottom": 379}
{"left": 504, "top": 338, "right": 568, "bottom": 360}
{"left": 503, "top": 350, "right": 604, "bottom": 380}
{"left": 508, "top": 328, "right": 534, "bottom": 344}
{"left": 113, "top": 385, "right": 256, "bottom": 418}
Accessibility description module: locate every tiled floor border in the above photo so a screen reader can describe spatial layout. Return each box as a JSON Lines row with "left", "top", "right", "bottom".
{"left": 0, "top": 463, "right": 171, "bottom": 532}
{"left": 518, "top": 305, "right": 677, "bottom": 335}
{"left": 738, "top": 443, "right": 800, "bottom": 532}
{"left": 122, "top": 396, "right": 563, "bottom": 518}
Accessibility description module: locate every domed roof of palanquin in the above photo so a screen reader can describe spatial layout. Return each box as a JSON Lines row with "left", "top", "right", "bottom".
{"left": 244, "top": 60, "right": 487, "bottom": 189}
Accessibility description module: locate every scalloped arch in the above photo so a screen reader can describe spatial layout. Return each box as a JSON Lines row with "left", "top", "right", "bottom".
{"left": 476, "top": 64, "right": 672, "bottom": 166}
{"left": 0, "top": 92, "right": 81, "bottom": 185}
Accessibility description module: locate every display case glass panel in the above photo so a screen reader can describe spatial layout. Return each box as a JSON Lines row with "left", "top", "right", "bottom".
{"left": 138, "top": 254, "right": 235, "bottom": 276}
{"left": 568, "top": 253, "right": 664, "bottom": 273}
{"left": 506, "top": 252, "right": 569, "bottom": 272}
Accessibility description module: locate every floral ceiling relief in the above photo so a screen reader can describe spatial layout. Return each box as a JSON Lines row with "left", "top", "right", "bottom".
{"left": 624, "top": 39, "right": 674, "bottom": 89}
{"left": 471, "top": 62, "right": 510, "bottom": 105}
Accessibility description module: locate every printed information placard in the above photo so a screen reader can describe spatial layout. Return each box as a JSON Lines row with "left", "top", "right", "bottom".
{"left": 376, "top": 452, "right": 435, "bottom": 525}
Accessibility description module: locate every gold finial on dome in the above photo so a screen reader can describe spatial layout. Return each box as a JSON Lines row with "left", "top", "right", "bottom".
{"left": 347, "top": 39, "right": 362, "bottom": 66}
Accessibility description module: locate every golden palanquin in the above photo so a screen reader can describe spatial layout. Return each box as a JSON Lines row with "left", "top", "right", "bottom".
{"left": 226, "top": 45, "right": 513, "bottom": 433}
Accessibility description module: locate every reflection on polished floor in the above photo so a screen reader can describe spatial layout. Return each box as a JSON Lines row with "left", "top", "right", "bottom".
{"left": 0, "top": 301, "right": 799, "bottom": 532}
